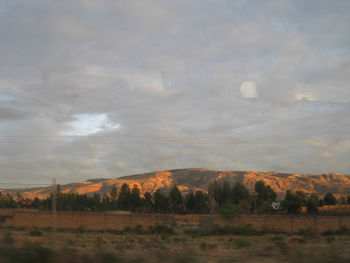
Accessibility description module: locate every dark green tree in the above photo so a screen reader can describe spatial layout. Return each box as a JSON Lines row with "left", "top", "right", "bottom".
{"left": 283, "top": 190, "right": 302, "bottom": 214}
{"left": 153, "top": 189, "right": 169, "bottom": 213}
{"left": 117, "top": 183, "right": 131, "bottom": 210}
{"left": 169, "top": 185, "right": 184, "bottom": 214}
{"left": 101, "top": 194, "right": 111, "bottom": 211}
{"left": 232, "top": 182, "right": 250, "bottom": 205}
{"left": 184, "top": 191, "right": 195, "bottom": 213}
{"left": 142, "top": 192, "right": 153, "bottom": 212}
{"left": 323, "top": 193, "right": 337, "bottom": 205}
{"left": 306, "top": 195, "right": 319, "bottom": 214}
{"left": 130, "top": 184, "right": 141, "bottom": 212}
{"left": 0, "top": 193, "right": 19, "bottom": 208}
{"left": 193, "top": 191, "right": 210, "bottom": 214}
{"left": 222, "top": 181, "right": 232, "bottom": 204}
{"left": 255, "top": 181, "right": 277, "bottom": 214}
{"left": 295, "top": 191, "right": 307, "bottom": 206}
{"left": 208, "top": 180, "right": 221, "bottom": 207}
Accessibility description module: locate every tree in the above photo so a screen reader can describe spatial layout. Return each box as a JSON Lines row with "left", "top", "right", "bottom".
{"left": 295, "top": 191, "right": 307, "bottom": 206}
{"left": 184, "top": 191, "right": 195, "bottom": 213}
{"left": 130, "top": 184, "right": 141, "bottom": 212}
{"left": 221, "top": 181, "right": 232, "bottom": 204}
{"left": 255, "top": 181, "right": 277, "bottom": 214}
{"left": 153, "top": 189, "right": 169, "bottom": 213}
{"left": 208, "top": 180, "right": 221, "bottom": 208}
{"left": 193, "top": 191, "right": 210, "bottom": 214}
{"left": 142, "top": 192, "right": 153, "bottom": 212}
{"left": 232, "top": 182, "right": 250, "bottom": 205}
{"left": 109, "top": 186, "right": 118, "bottom": 210}
{"left": 117, "top": 183, "right": 131, "bottom": 210}
{"left": 323, "top": 193, "right": 337, "bottom": 205}
{"left": 169, "top": 185, "right": 184, "bottom": 214}
{"left": 101, "top": 194, "right": 111, "bottom": 211}
{"left": 0, "top": 193, "right": 19, "bottom": 208}
{"left": 110, "top": 186, "right": 118, "bottom": 200}
{"left": 306, "top": 195, "right": 319, "bottom": 214}
{"left": 283, "top": 190, "right": 302, "bottom": 214}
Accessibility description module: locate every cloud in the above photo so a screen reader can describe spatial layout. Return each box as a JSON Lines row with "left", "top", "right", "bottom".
{"left": 62, "top": 113, "right": 120, "bottom": 136}
{"left": 0, "top": 0, "right": 349, "bottom": 185}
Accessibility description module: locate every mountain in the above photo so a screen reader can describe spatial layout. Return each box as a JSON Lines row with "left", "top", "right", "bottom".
{"left": 2, "top": 169, "right": 350, "bottom": 199}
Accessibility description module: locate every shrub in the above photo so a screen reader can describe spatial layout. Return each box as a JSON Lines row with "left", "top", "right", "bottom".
{"left": 107, "top": 229, "right": 123, "bottom": 235}
{"left": 326, "top": 236, "right": 335, "bottom": 244}
{"left": 297, "top": 227, "right": 314, "bottom": 239}
{"left": 29, "top": 229, "right": 42, "bottom": 237}
{"left": 275, "top": 240, "right": 289, "bottom": 254}
{"left": 234, "top": 238, "right": 250, "bottom": 248}
{"left": 5, "top": 244, "right": 54, "bottom": 263}
{"left": 76, "top": 226, "right": 85, "bottom": 233}
{"left": 2, "top": 231, "right": 14, "bottom": 246}
{"left": 123, "top": 226, "right": 132, "bottom": 233}
{"left": 150, "top": 225, "right": 175, "bottom": 235}
{"left": 219, "top": 202, "right": 240, "bottom": 221}
{"left": 270, "top": 235, "right": 284, "bottom": 242}
{"left": 135, "top": 225, "right": 145, "bottom": 234}
{"left": 212, "top": 224, "right": 256, "bottom": 235}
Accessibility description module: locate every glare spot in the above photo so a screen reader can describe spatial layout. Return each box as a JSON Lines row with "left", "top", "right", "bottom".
{"left": 296, "top": 93, "right": 317, "bottom": 101}
{"left": 63, "top": 113, "right": 120, "bottom": 136}
{"left": 240, "top": 81, "right": 258, "bottom": 98}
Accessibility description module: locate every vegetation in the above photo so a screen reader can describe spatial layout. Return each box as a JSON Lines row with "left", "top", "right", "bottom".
{"left": 0, "top": 182, "right": 343, "bottom": 215}
{"left": 1, "top": 227, "right": 350, "bottom": 263}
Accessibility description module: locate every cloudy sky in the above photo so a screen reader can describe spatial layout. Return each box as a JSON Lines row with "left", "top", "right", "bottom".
{"left": 0, "top": 0, "right": 349, "bottom": 186}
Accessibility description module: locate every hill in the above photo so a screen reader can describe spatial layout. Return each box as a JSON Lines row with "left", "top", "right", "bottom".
{"left": 2, "top": 169, "right": 350, "bottom": 199}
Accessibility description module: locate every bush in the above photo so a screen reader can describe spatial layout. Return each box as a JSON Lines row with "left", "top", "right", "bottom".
{"left": 2, "top": 231, "right": 14, "bottom": 246}
{"left": 297, "top": 227, "right": 314, "bottom": 239}
{"left": 149, "top": 225, "right": 175, "bottom": 235}
{"left": 29, "top": 229, "right": 42, "bottom": 236}
{"left": 106, "top": 229, "right": 123, "bottom": 235}
{"left": 323, "top": 226, "right": 349, "bottom": 236}
{"left": 275, "top": 240, "right": 289, "bottom": 254}
{"left": 123, "top": 226, "right": 132, "bottom": 233}
{"left": 3, "top": 244, "right": 54, "bottom": 263}
{"left": 76, "top": 226, "right": 85, "bottom": 233}
{"left": 183, "top": 229, "right": 203, "bottom": 237}
{"left": 212, "top": 224, "right": 256, "bottom": 235}
{"left": 135, "top": 225, "right": 145, "bottom": 234}
{"left": 234, "top": 238, "right": 250, "bottom": 248}
{"left": 219, "top": 202, "right": 240, "bottom": 221}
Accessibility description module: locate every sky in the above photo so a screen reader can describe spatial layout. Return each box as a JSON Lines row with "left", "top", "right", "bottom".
{"left": 0, "top": 0, "right": 349, "bottom": 187}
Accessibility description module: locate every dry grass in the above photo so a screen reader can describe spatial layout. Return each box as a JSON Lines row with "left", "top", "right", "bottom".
{"left": 1, "top": 226, "right": 350, "bottom": 263}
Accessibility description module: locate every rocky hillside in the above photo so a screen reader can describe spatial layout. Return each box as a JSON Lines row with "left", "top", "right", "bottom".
{"left": 2, "top": 169, "right": 350, "bottom": 199}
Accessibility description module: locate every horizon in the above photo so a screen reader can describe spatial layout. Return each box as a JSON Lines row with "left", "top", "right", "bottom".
{"left": 1, "top": 167, "right": 350, "bottom": 190}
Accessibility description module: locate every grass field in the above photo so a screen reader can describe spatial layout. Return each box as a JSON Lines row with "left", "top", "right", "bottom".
{"left": 1, "top": 225, "right": 350, "bottom": 263}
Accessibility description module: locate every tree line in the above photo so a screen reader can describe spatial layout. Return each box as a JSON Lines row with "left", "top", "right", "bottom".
{"left": 1, "top": 181, "right": 349, "bottom": 214}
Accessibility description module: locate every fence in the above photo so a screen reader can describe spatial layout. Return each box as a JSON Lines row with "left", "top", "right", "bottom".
{"left": 1, "top": 209, "right": 350, "bottom": 233}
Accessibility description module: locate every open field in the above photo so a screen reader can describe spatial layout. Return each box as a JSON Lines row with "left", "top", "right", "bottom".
{"left": 1, "top": 225, "right": 350, "bottom": 263}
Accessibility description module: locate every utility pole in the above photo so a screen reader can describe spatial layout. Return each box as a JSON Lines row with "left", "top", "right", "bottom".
{"left": 52, "top": 178, "right": 57, "bottom": 250}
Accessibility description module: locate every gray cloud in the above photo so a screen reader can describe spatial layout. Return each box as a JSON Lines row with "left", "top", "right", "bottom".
{"left": 0, "top": 0, "right": 349, "bottom": 186}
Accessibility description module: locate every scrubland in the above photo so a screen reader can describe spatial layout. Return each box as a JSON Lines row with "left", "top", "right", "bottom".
{"left": 1, "top": 224, "right": 350, "bottom": 263}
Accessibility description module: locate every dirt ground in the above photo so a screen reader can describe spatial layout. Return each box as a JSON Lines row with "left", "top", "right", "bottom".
{"left": 1, "top": 226, "right": 350, "bottom": 263}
